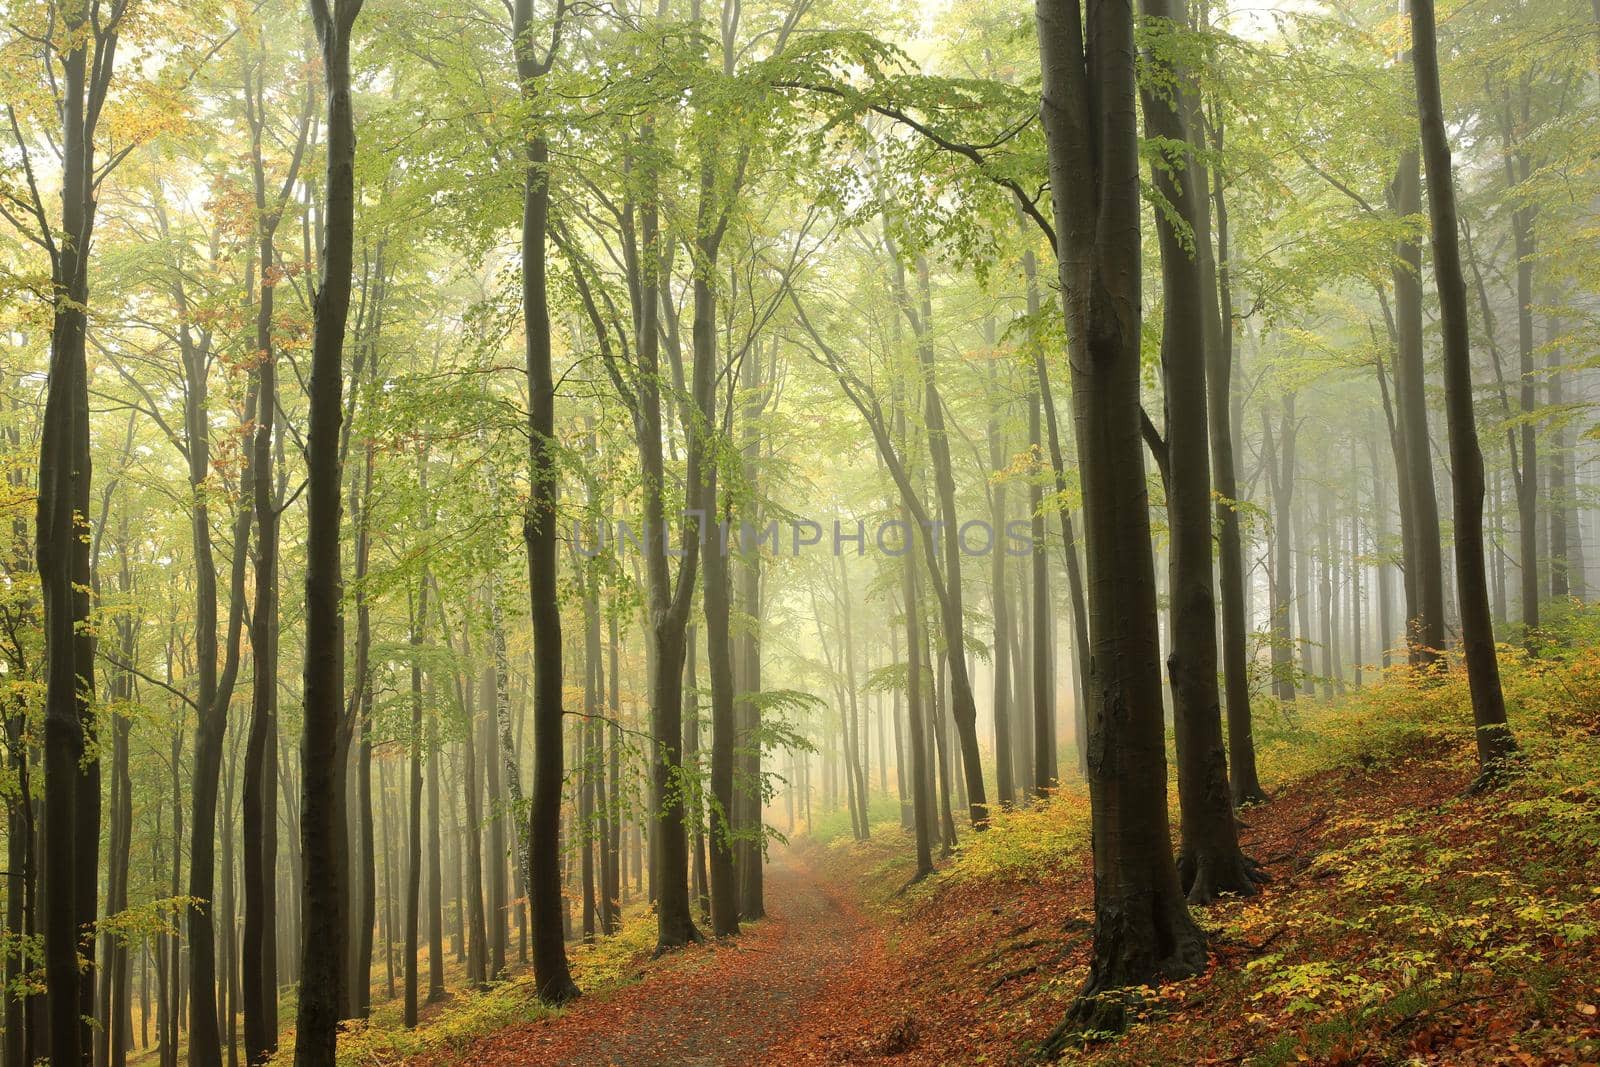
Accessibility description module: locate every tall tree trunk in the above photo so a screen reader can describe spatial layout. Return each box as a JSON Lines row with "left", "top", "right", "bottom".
{"left": 1019, "top": 225, "right": 1091, "bottom": 784}
{"left": 459, "top": 651, "right": 489, "bottom": 989}
{"left": 889, "top": 253, "right": 990, "bottom": 826}
{"left": 986, "top": 362, "right": 1015, "bottom": 807}
{"left": 900, "top": 515, "right": 936, "bottom": 881}
{"left": 1138, "top": 0, "right": 1260, "bottom": 903}
{"left": 930, "top": 647, "right": 956, "bottom": 853}
{"left": 480, "top": 674, "right": 507, "bottom": 979}
{"left": 186, "top": 247, "right": 258, "bottom": 1067}
{"left": 1390, "top": 146, "right": 1447, "bottom": 659}
{"left": 241, "top": 245, "right": 283, "bottom": 1065}
{"left": 606, "top": 611, "right": 623, "bottom": 933}
{"left": 1202, "top": 110, "right": 1265, "bottom": 803}
{"left": 1410, "top": 0, "right": 1518, "bottom": 784}
{"left": 582, "top": 572, "right": 603, "bottom": 943}
{"left": 345, "top": 430, "right": 377, "bottom": 1021}
{"left": 37, "top": 5, "right": 115, "bottom": 1059}
{"left": 297, "top": 3, "right": 364, "bottom": 1061}
{"left": 1036, "top": 0, "right": 1206, "bottom": 1040}
{"left": 684, "top": 629, "right": 711, "bottom": 920}
{"left": 97, "top": 542, "right": 135, "bottom": 1067}
{"left": 1319, "top": 490, "right": 1336, "bottom": 700}
{"left": 240, "top": 46, "right": 306, "bottom": 1057}
{"left": 404, "top": 579, "right": 428, "bottom": 1029}
{"left": 736, "top": 349, "right": 766, "bottom": 920}
{"left": 1264, "top": 400, "right": 1297, "bottom": 702}
{"left": 838, "top": 556, "right": 872, "bottom": 840}
{"left": 1370, "top": 430, "right": 1396, "bottom": 668}
{"left": 425, "top": 709, "right": 443, "bottom": 1004}
{"left": 1548, "top": 317, "right": 1577, "bottom": 599}
{"left": 511, "top": 0, "right": 578, "bottom": 1003}
{"left": 1009, "top": 569, "right": 1038, "bottom": 793}
{"left": 1498, "top": 102, "right": 1540, "bottom": 634}
{"left": 633, "top": 121, "right": 705, "bottom": 954}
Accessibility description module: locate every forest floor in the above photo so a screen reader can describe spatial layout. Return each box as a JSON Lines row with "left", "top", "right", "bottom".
{"left": 374, "top": 641, "right": 1600, "bottom": 1067}
{"left": 414, "top": 855, "right": 890, "bottom": 1066}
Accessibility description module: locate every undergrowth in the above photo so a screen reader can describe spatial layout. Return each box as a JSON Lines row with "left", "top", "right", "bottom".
{"left": 797, "top": 605, "right": 1600, "bottom": 1064}
{"left": 266, "top": 904, "right": 657, "bottom": 1066}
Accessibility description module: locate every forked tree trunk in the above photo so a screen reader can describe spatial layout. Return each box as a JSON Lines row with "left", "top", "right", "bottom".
{"left": 1036, "top": 0, "right": 1206, "bottom": 1041}
{"left": 240, "top": 39, "right": 308, "bottom": 1061}
{"left": 37, "top": 5, "right": 113, "bottom": 1060}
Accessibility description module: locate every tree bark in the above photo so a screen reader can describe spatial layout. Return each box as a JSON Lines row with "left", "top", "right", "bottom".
{"left": 1138, "top": 0, "right": 1260, "bottom": 903}
{"left": 510, "top": 0, "right": 579, "bottom": 1002}
{"left": 35, "top": 5, "right": 116, "bottom": 1060}
{"left": 1410, "top": 0, "right": 1518, "bottom": 782}
{"left": 899, "top": 502, "right": 936, "bottom": 881}
{"left": 1263, "top": 400, "right": 1297, "bottom": 702}
{"left": 1201, "top": 110, "right": 1265, "bottom": 803}
{"left": 1497, "top": 100, "right": 1540, "bottom": 634}
{"left": 1390, "top": 147, "right": 1447, "bottom": 659}
{"left": 986, "top": 362, "right": 1015, "bottom": 806}
{"left": 297, "top": 3, "right": 364, "bottom": 1061}
{"left": 404, "top": 578, "right": 428, "bottom": 1029}
{"left": 736, "top": 348, "right": 767, "bottom": 920}
{"left": 1036, "top": 0, "right": 1206, "bottom": 1040}
{"left": 1018, "top": 226, "right": 1091, "bottom": 784}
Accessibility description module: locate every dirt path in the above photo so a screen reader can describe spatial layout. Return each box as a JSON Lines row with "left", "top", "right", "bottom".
{"left": 443, "top": 853, "right": 886, "bottom": 1066}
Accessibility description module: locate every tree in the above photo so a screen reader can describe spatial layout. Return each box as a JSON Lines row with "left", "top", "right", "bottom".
{"left": 1035, "top": 0, "right": 1206, "bottom": 1041}
{"left": 240, "top": 21, "right": 313, "bottom": 1060}
{"left": 1408, "top": 0, "right": 1518, "bottom": 786}
{"left": 1137, "top": 0, "right": 1260, "bottom": 904}
{"left": 512, "top": 0, "right": 580, "bottom": 1004}
{"left": 298, "top": 1, "right": 365, "bottom": 1062}
{"left": 1389, "top": 145, "right": 1447, "bottom": 661}
{"left": 8, "top": 2, "right": 134, "bottom": 1059}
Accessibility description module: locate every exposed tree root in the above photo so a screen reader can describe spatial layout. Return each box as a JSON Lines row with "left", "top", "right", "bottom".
{"left": 893, "top": 867, "right": 934, "bottom": 897}
{"left": 1178, "top": 848, "right": 1268, "bottom": 905}
{"left": 1233, "top": 784, "right": 1270, "bottom": 807}
{"left": 651, "top": 922, "right": 706, "bottom": 959}
{"left": 1464, "top": 753, "right": 1524, "bottom": 796}
{"left": 535, "top": 975, "right": 581, "bottom": 1006}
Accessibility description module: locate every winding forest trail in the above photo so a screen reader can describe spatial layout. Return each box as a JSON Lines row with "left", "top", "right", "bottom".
{"left": 440, "top": 853, "right": 892, "bottom": 1066}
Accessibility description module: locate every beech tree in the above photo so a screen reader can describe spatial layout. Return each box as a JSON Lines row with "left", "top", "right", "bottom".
{"left": 297, "top": 1, "right": 364, "bottom": 1062}
{"left": 1036, "top": 0, "right": 1206, "bottom": 1040}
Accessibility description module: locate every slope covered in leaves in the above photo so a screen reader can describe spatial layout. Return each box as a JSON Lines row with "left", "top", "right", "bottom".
{"left": 781, "top": 623, "right": 1600, "bottom": 1065}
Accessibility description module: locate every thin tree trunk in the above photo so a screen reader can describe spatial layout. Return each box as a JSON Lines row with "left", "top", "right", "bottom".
{"left": 736, "top": 349, "right": 767, "bottom": 920}
{"left": 1410, "top": 0, "right": 1518, "bottom": 783}
{"left": 900, "top": 516, "right": 935, "bottom": 880}
{"left": 986, "top": 360, "right": 1015, "bottom": 807}
{"left": 1139, "top": 0, "right": 1260, "bottom": 902}
{"left": 1203, "top": 110, "right": 1265, "bottom": 802}
{"left": 404, "top": 578, "right": 428, "bottom": 1029}
{"left": 1390, "top": 145, "right": 1447, "bottom": 660}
